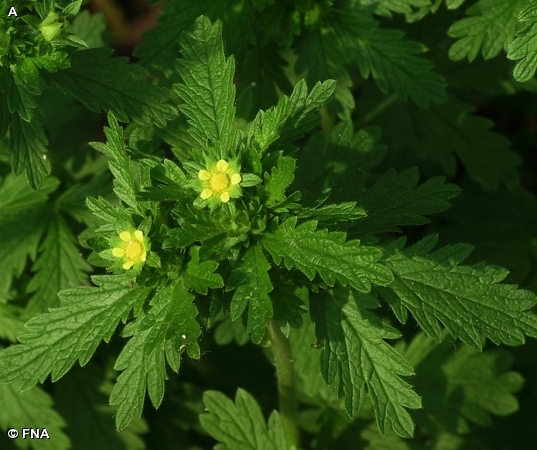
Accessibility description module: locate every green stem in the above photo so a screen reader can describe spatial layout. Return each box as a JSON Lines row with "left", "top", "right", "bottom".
{"left": 355, "top": 93, "right": 398, "bottom": 127}
{"left": 268, "top": 319, "right": 299, "bottom": 449}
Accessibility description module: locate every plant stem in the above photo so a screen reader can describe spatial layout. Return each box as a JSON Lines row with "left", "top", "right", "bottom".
{"left": 355, "top": 93, "right": 398, "bottom": 127}
{"left": 268, "top": 318, "right": 299, "bottom": 449}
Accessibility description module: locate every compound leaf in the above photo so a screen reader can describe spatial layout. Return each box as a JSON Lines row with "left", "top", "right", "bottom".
{"left": 508, "top": 0, "right": 537, "bottom": 82}
{"left": 184, "top": 246, "right": 224, "bottom": 295}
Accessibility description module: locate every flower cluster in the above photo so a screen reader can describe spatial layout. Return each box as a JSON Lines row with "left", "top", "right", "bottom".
{"left": 193, "top": 158, "right": 242, "bottom": 208}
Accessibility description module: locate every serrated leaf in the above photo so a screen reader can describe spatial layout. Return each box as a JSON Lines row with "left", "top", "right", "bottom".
{"left": 263, "top": 156, "right": 296, "bottom": 205}
{"left": 262, "top": 218, "right": 393, "bottom": 292}
{"left": 381, "top": 235, "right": 537, "bottom": 349}
{"left": 174, "top": 16, "right": 238, "bottom": 156}
{"left": 358, "top": 0, "right": 431, "bottom": 17}
{"left": 403, "top": 333, "right": 524, "bottom": 433}
{"left": 42, "top": 48, "right": 176, "bottom": 127}
{"left": 229, "top": 244, "right": 273, "bottom": 343}
{"left": 0, "top": 66, "right": 38, "bottom": 122}
{"left": 248, "top": 79, "right": 337, "bottom": 153}
{"left": 336, "top": 9, "right": 446, "bottom": 106}
{"left": 0, "top": 384, "right": 70, "bottom": 450}
{"left": 351, "top": 168, "right": 461, "bottom": 235}
{"left": 200, "top": 388, "right": 288, "bottom": 450}
{"left": 184, "top": 246, "right": 224, "bottom": 294}
{"left": 26, "top": 214, "right": 92, "bottom": 315}
{"left": 0, "top": 305, "right": 26, "bottom": 343}
{"left": 0, "top": 279, "right": 151, "bottom": 390}
{"left": 508, "top": 0, "right": 537, "bottom": 82}
{"left": 69, "top": 10, "right": 106, "bottom": 49}
{"left": 448, "top": 0, "right": 527, "bottom": 61}
{"left": 111, "top": 280, "right": 200, "bottom": 430}
{"left": 311, "top": 290, "right": 421, "bottom": 437}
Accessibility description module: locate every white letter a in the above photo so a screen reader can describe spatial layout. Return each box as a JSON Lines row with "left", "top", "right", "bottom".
{"left": 8, "top": 7, "right": 18, "bottom": 17}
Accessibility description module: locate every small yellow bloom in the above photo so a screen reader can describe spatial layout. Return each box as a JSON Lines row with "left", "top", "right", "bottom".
{"left": 112, "top": 230, "right": 147, "bottom": 270}
{"left": 193, "top": 158, "right": 242, "bottom": 207}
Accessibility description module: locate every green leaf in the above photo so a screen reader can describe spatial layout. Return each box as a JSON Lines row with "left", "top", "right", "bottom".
{"left": 0, "top": 305, "right": 26, "bottom": 343}
{"left": 358, "top": 0, "right": 431, "bottom": 17}
{"left": 263, "top": 156, "right": 296, "bottom": 205}
{"left": 311, "top": 290, "right": 421, "bottom": 437}
{"left": 110, "top": 280, "right": 200, "bottom": 430}
{"left": 228, "top": 244, "right": 273, "bottom": 343}
{"left": 184, "top": 246, "right": 224, "bottom": 294}
{"left": 9, "top": 115, "right": 51, "bottom": 190}
{"left": 0, "top": 384, "right": 70, "bottom": 450}
{"left": 55, "top": 365, "right": 147, "bottom": 450}
{"left": 248, "top": 79, "right": 337, "bottom": 153}
{"left": 42, "top": 48, "right": 176, "bottom": 127}
{"left": 0, "top": 173, "right": 58, "bottom": 218}
{"left": 0, "top": 66, "right": 38, "bottom": 122}
{"left": 448, "top": 0, "right": 527, "bottom": 61}
{"left": 337, "top": 9, "right": 446, "bottom": 107}
{"left": 26, "top": 213, "right": 92, "bottom": 315}
{"left": 351, "top": 168, "right": 461, "bottom": 235}
{"left": 508, "top": 0, "right": 537, "bottom": 82}
{"left": 174, "top": 16, "right": 238, "bottom": 156}
{"left": 0, "top": 277, "right": 151, "bottom": 390}
{"left": 381, "top": 235, "right": 537, "bottom": 349}
{"left": 69, "top": 10, "right": 107, "bottom": 49}
{"left": 90, "top": 113, "right": 137, "bottom": 208}
{"left": 403, "top": 333, "right": 524, "bottom": 433}
{"left": 200, "top": 388, "right": 288, "bottom": 450}
{"left": 262, "top": 218, "right": 393, "bottom": 292}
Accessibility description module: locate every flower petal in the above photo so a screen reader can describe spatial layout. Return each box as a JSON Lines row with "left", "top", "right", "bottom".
{"left": 112, "top": 247, "right": 125, "bottom": 257}
{"left": 216, "top": 160, "right": 228, "bottom": 172}
{"left": 134, "top": 230, "right": 144, "bottom": 241}
{"left": 201, "top": 188, "right": 213, "bottom": 199}
{"left": 123, "top": 260, "right": 135, "bottom": 270}
{"left": 231, "top": 173, "right": 241, "bottom": 185}
{"left": 119, "top": 231, "right": 131, "bottom": 242}
{"left": 198, "top": 170, "right": 211, "bottom": 181}
{"left": 220, "top": 191, "right": 230, "bottom": 203}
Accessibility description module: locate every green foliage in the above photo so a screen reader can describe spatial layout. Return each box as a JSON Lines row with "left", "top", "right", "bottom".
{"left": 0, "top": 2, "right": 537, "bottom": 449}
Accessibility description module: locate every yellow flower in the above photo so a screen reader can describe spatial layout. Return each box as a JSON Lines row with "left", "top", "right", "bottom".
{"left": 194, "top": 158, "right": 242, "bottom": 207}
{"left": 112, "top": 230, "right": 147, "bottom": 270}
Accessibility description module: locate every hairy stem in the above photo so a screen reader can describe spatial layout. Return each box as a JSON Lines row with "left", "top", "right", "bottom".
{"left": 268, "top": 319, "right": 299, "bottom": 448}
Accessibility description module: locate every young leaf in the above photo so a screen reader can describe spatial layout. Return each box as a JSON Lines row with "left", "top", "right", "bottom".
{"left": 263, "top": 156, "right": 296, "bottom": 205}
{"left": 508, "top": 0, "right": 537, "bottom": 82}
{"left": 26, "top": 213, "right": 92, "bottom": 315}
{"left": 200, "top": 388, "right": 288, "bottom": 450}
{"left": 110, "top": 280, "right": 201, "bottom": 430}
{"left": 228, "top": 244, "right": 273, "bottom": 343}
{"left": 448, "top": 0, "right": 527, "bottom": 61}
{"left": 403, "top": 333, "right": 524, "bottom": 433}
{"left": 42, "top": 48, "right": 176, "bottom": 127}
{"left": 350, "top": 168, "right": 461, "bottom": 235}
{"left": 0, "top": 383, "right": 70, "bottom": 449}
{"left": 311, "top": 290, "right": 422, "bottom": 438}
{"left": 262, "top": 218, "right": 393, "bottom": 292}
{"left": 380, "top": 235, "right": 537, "bottom": 350}
{"left": 174, "top": 16, "right": 238, "bottom": 156}
{"left": 183, "top": 246, "right": 224, "bottom": 295}
{"left": 0, "top": 278, "right": 152, "bottom": 390}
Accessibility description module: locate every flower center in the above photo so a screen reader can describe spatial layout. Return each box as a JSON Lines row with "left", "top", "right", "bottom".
{"left": 210, "top": 173, "right": 230, "bottom": 193}
{"left": 125, "top": 241, "right": 143, "bottom": 260}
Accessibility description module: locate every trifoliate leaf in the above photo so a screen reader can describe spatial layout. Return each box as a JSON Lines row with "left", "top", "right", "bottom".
{"left": 262, "top": 218, "right": 393, "bottom": 292}
{"left": 0, "top": 384, "right": 70, "bottom": 450}
{"left": 448, "top": 0, "right": 527, "bottom": 61}
{"left": 350, "top": 168, "right": 460, "bottom": 235}
{"left": 228, "top": 244, "right": 273, "bottom": 343}
{"left": 381, "top": 235, "right": 537, "bottom": 350}
{"left": 110, "top": 280, "right": 200, "bottom": 430}
{"left": 263, "top": 156, "right": 296, "bottom": 205}
{"left": 42, "top": 48, "right": 176, "bottom": 127}
{"left": 174, "top": 16, "right": 238, "bottom": 156}
{"left": 248, "top": 79, "right": 337, "bottom": 153}
{"left": 184, "top": 246, "right": 224, "bottom": 295}
{"left": 55, "top": 365, "right": 147, "bottom": 450}
{"left": 311, "top": 290, "right": 421, "bottom": 437}
{"left": 336, "top": 8, "right": 446, "bottom": 107}
{"left": 200, "top": 388, "right": 288, "bottom": 450}
{"left": 0, "top": 278, "right": 152, "bottom": 390}
{"left": 508, "top": 0, "right": 537, "bottom": 82}
{"left": 26, "top": 213, "right": 92, "bottom": 315}
{"left": 403, "top": 333, "right": 524, "bottom": 433}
